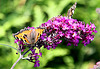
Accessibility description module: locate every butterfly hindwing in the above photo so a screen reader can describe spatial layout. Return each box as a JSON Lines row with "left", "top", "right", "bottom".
{"left": 34, "top": 29, "right": 44, "bottom": 43}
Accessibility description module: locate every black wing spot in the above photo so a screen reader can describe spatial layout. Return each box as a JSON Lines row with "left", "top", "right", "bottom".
{"left": 21, "top": 38, "right": 23, "bottom": 41}
{"left": 23, "top": 36, "right": 25, "bottom": 38}
{"left": 24, "top": 40, "right": 26, "bottom": 42}
{"left": 15, "top": 37, "right": 18, "bottom": 39}
{"left": 24, "top": 34, "right": 27, "bottom": 37}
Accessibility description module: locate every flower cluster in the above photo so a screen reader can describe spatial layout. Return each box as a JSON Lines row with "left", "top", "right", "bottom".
{"left": 14, "top": 15, "right": 97, "bottom": 67}
{"left": 38, "top": 15, "right": 97, "bottom": 49}
{"left": 28, "top": 48, "right": 42, "bottom": 67}
{"left": 14, "top": 39, "right": 25, "bottom": 52}
{"left": 14, "top": 38, "right": 42, "bottom": 67}
{"left": 91, "top": 61, "right": 100, "bottom": 69}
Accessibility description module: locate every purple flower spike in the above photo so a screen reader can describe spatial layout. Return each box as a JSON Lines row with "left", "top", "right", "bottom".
{"left": 91, "top": 61, "right": 100, "bottom": 69}
{"left": 38, "top": 15, "right": 97, "bottom": 49}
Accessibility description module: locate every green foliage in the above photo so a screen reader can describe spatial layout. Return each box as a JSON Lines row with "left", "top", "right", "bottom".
{"left": 0, "top": 0, "right": 100, "bottom": 69}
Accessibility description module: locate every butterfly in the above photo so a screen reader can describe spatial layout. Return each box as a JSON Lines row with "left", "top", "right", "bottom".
{"left": 67, "top": 2, "right": 77, "bottom": 19}
{"left": 13, "top": 27, "right": 44, "bottom": 45}
{"left": 50, "top": 2, "right": 77, "bottom": 22}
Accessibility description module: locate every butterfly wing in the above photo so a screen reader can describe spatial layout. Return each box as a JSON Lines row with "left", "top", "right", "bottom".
{"left": 67, "top": 2, "right": 77, "bottom": 19}
{"left": 22, "top": 30, "right": 32, "bottom": 44}
{"left": 34, "top": 29, "right": 44, "bottom": 43}
{"left": 14, "top": 29, "right": 33, "bottom": 44}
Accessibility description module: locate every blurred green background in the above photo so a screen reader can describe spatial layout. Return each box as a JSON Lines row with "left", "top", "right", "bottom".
{"left": 0, "top": 0, "right": 100, "bottom": 69}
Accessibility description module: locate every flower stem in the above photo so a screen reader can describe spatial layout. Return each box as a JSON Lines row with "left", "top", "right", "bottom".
{"left": 11, "top": 47, "right": 32, "bottom": 69}
{"left": 11, "top": 55, "right": 23, "bottom": 69}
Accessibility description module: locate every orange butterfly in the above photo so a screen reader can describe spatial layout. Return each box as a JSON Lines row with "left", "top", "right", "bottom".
{"left": 13, "top": 27, "right": 44, "bottom": 45}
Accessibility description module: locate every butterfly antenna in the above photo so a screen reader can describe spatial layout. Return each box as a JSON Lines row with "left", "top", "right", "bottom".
{"left": 67, "top": 2, "right": 77, "bottom": 19}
